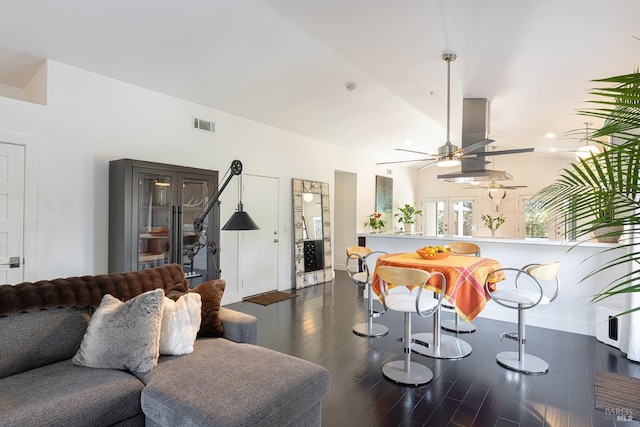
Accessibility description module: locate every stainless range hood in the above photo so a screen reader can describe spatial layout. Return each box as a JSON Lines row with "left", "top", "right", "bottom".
{"left": 437, "top": 98, "right": 512, "bottom": 183}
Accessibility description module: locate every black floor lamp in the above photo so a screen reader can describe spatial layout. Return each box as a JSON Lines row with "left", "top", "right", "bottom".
{"left": 192, "top": 160, "right": 259, "bottom": 278}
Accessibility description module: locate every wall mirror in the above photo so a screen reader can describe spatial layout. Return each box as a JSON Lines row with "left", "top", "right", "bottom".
{"left": 292, "top": 178, "right": 332, "bottom": 288}
{"left": 375, "top": 175, "right": 393, "bottom": 232}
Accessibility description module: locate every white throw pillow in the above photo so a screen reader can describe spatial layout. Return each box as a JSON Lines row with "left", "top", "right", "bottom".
{"left": 72, "top": 289, "right": 164, "bottom": 373}
{"left": 159, "top": 293, "right": 202, "bottom": 355}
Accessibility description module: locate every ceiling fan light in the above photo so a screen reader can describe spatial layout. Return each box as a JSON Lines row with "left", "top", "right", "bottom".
{"left": 575, "top": 144, "right": 600, "bottom": 160}
{"left": 436, "top": 157, "right": 461, "bottom": 168}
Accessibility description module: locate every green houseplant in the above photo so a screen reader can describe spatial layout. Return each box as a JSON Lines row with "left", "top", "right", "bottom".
{"left": 394, "top": 204, "right": 422, "bottom": 233}
{"left": 531, "top": 70, "right": 640, "bottom": 314}
{"left": 481, "top": 213, "right": 505, "bottom": 237}
{"left": 395, "top": 204, "right": 423, "bottom": 224}
{"left": 365, "top": 211, "right": 386, "bottom": 233}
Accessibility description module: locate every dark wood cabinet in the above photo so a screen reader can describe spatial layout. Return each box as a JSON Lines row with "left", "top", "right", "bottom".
{"left": 109, "top": 159, "right": 219, "bottom": 284}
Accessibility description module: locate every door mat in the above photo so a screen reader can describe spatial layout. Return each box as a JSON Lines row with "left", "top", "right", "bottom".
{"left": 244, "top": 291, "right": 298, "bottom": 306}
{"left": 594, "top": 369, "right": 640, "bottom": 420}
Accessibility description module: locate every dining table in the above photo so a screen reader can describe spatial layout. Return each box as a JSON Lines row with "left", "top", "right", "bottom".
{"left": 371, "top": 251, "right": 504, "bottom": 359}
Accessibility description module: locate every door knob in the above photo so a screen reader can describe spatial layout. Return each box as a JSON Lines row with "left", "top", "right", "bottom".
{"left": 1, "top": 257, "right": 20, "bottom": 268}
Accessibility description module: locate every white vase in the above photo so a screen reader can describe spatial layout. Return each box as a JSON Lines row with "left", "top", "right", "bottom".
{"left": 404, "top": 222, "right": 415, "bottom": 235}
{"left": 490, "top": 229, "right": 496, "bottom": 238}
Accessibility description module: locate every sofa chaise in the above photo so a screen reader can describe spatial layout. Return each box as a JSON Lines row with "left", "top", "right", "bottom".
{"left": 0, "top": 264, "right": 330, "bottom": 426}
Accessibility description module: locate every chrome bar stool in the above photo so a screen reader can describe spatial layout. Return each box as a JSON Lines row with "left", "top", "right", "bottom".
{"left": 345, "top": 246, "right": 388, "bottom": 337}
{"left": 440, "top": 241, "right": 481, "bottom": 333}
{"left": 485, "top": 261, "right": 561, "bottom": 375}
{"left": 376, "top": 266, "right": 446, "bottom": 386}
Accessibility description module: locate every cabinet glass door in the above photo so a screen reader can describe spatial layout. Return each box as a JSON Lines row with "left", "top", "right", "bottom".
{"left": 181, "top": 177, "right": 210, "bottom": 281}
{"left": 137, "top": 172, "right": 174, "bottom": 270}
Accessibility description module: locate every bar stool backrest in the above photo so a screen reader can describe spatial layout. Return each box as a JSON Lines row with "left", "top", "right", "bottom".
{"left": 446, "top": 241, "right": 481, "bottom": 257}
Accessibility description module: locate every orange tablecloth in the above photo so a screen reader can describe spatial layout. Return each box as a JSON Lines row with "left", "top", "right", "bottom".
{"left": 372, "top": 252, "right": 503, "bottom": 322}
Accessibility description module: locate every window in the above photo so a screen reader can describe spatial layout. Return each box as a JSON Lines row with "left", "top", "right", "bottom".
{"left": 518, "top": 195, "right": 560, "bottom": 240}
{"left": 422, "top": 197, "right": 477, "bottom": 238}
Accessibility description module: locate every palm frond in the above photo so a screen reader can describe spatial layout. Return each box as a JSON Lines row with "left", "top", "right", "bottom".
{"left": 532, "top": 70, "right": 640, "bottom": 308}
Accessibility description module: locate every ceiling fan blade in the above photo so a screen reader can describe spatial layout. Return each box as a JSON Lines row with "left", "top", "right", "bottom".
{"left": 469, "top": 147, "right": 535, "bottom": 157}
{"left": 395, "top": 148, "right": 437, "bottom": 157}
{"left": 376, "top": 158, "right": 434, "bottom": 165}
{"left": 462, "top": 186, "right": 489, "bottom": 189}
{"left": 502, "top": 185, "right": 528, "bottom": 189}
{"left": 417, "top": 161, "right": 437, "bottom": 171}
{"left": 457, "top": 138, "right": 494, "bottom": 155}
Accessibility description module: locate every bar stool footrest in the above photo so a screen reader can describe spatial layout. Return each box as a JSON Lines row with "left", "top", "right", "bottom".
{"left": 500, "top": 331, "right": 520, "bottom": 343}
{"left": 370, "top": 310, "right": 386, "bottom": 318}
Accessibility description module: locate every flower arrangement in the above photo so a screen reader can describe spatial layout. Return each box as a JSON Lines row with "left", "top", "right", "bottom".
{"left": 481, "top": 214, "right": 505, "bottom": 233}
{"left": 365, "top": 212, "right": 386, "bottom": 232}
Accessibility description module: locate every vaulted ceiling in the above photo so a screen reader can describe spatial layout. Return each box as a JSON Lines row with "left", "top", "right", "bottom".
{"left": 1, "top": 0, "right": 639, "bottom": 165}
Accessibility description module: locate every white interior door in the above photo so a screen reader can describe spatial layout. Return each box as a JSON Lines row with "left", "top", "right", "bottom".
{"left": 0, "top": 143, "right": 25, "bottom": 284}
{"left": 238, "top": 174, "right": 279, "bottom": 297}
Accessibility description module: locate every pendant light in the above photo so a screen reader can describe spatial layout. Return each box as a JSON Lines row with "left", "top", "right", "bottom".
{"left": 575, "top": 122, "right": 600, "bottom": 161}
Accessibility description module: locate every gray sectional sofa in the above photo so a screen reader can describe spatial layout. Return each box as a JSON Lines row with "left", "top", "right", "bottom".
{"left": 0, "top": 264, "right": 330, "bottom": 426}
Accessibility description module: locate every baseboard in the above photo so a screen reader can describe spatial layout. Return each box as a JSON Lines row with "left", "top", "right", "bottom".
{"left": 478, "top": 306, "right": 594, "bottom": 336}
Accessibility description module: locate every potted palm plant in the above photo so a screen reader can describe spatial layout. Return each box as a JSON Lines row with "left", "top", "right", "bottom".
{"left": 531, "top": 70, "right": 640, "bottom": 314}
{"left": 394, "top": 204, "right": 422, "bottom": 234}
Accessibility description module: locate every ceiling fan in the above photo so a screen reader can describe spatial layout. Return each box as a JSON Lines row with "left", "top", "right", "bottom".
{"left": 377, "top": 52, "right": 534, "bottom": 171}
{"left": 464, "top": 181, "right": 528, "bottom": 191}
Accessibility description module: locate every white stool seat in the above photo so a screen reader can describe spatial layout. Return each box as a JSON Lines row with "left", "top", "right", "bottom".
{"left": 351, "top": 272, "right": 368, "bottom": 285}
{"left": 490, "top": 288, "right": 551, "bottom": 306}
{"left": 385, "top": 292, "right": 439, "bottom": 313}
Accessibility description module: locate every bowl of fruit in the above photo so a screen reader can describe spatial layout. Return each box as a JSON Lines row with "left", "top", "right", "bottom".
{"left": 416, "top": 245, "right": 451, "bottom": 260}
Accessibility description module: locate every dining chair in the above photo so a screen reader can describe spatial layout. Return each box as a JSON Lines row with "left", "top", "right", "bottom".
{"left": 441, "top": 241, "right": 481, "bottom": 333}
{"left": 485, "top": 261, "right": 561, "bottom": 375}
{"left": 376, "top": 265, "right": 446, "bottom": 386}
{"left": 345, "top": 246, "right": 389, "bottom": 337}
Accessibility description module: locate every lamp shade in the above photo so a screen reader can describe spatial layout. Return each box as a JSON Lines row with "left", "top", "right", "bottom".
{"left": 575, "top": 144, "right": 600, "bottom": 161}
{"left": 436, "top": 157, "right": 461, "bottom": 168}
{"left": 222, "top": 202, "right": 260, "bottom": 230}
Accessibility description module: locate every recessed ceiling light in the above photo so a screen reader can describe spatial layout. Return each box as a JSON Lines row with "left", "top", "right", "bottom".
{"left": 545, "top": 133, "right": 556, "bottom": 139}
{"left": 404, "top": 139, "right": 413, "bottom": 146}
{"left": 549, "top": 147, "right": 558, "bottom": 152}
{"left": 345, "top": 81, "right": 358, "bottom": 93}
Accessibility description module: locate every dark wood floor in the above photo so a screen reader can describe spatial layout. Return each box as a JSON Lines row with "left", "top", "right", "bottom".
{"left": 225, "top": 271, "right": 640, "bottom": 427}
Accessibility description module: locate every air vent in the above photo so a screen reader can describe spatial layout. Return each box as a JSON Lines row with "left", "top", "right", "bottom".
{"left": 193, "top": 117, "right": 215, "bottom": 133}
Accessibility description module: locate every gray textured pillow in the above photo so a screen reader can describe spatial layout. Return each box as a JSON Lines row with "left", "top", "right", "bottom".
{"left": 72, "top": 288, "right": 164, "bottom": 373}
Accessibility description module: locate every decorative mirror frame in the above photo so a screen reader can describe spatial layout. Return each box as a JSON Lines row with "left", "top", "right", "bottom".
{"left": 292, "top": 178, "right": 332, "bottom": 288}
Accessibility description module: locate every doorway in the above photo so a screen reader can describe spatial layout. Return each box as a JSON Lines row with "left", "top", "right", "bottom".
{"left": 237, "top": 174, "right": 279, "bottom": 297}
{"left": 0, "top": 142, "right": 25, "bottom": 284}
{"left": 334, "top": 171, "right": 357, "bottom": 271}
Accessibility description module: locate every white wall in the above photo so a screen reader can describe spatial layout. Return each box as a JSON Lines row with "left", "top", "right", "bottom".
{"left": 0, "top": 60, "right": 414, "bottom": 298}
